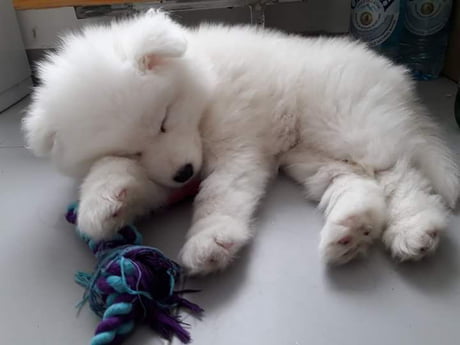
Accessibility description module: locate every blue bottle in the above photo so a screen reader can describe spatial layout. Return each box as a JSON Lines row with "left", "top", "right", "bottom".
{"left": 350, "top": 0, "right": 405, "bottom": 61}
{"left": 399, "top": 0, "right": 453, "bottom": 80}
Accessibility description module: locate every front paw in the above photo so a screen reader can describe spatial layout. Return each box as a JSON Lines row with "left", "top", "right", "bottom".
{"left": 77, "top": 188, "right": 130, "bottom": 240}
{"left": 179, "top": 215, "right": 250, "bottom": 275}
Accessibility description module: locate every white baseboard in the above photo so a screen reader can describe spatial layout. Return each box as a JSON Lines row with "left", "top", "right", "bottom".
{"left": 0, "top": 77, "right": 32, "bottom": 113}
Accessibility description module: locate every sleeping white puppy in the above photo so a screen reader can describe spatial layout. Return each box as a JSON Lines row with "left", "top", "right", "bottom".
{"left": 24, "top": 11, "right": 458, "bottom": 275}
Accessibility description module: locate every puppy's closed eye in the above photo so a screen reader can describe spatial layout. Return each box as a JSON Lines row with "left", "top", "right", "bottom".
{"left": 160, "top": 117, "right": 167, "bottom": 133}
{"left": 160, "top": 106, "right": 170, "bottom": 133}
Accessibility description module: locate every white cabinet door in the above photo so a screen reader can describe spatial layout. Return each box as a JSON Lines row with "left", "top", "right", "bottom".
{"left": 0, "top": 1, "right": 32, "bottom": 111}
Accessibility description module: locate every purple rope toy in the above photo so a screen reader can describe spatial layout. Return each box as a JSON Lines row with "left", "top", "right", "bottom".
{"left": 66, "top": 203, "right": 203, "bottom": 345}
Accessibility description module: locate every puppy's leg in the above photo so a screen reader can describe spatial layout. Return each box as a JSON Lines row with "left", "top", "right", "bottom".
{"left": 179, "top": 151, "right": 273, "bottom": 275}
{"left": 281, "top": 149, "right": 386, "bottom": 264}
{"left": 78, "top": 156, "right": 168, "bottom": 240}
{"left": 378, "top": 160, "right": 448, "bottom": 261}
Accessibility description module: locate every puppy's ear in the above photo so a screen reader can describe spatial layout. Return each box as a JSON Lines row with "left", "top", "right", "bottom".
{"left": 137, "top": 34, "right": 186, "bottom": 71}
{"left": 120, "top": 10, "right": 187, "bottom": 72}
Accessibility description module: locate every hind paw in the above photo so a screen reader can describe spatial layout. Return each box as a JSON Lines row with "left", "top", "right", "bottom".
{"left": 320, "top": 214, "right": 383, "bottom": 265}
{"left": 384, "top": 224, "right": 442, "bottom": 261}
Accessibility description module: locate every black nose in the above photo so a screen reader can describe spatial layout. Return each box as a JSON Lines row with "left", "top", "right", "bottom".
{"left": 173, "top": 163, "right": 194, "bottom": 183}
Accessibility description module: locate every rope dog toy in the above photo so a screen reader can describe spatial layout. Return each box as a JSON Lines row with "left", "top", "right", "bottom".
{"left": 66, "top": 203, "right": 203, "bottom": 345}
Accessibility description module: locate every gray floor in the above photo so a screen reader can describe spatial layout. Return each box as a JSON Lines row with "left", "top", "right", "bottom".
{"left": 1, "top": 79, "right": 460, "bottom": 345}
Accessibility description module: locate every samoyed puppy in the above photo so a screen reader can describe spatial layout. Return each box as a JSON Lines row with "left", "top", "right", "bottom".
{"left": 23, "top": 10, "right": 458, "bottom": 275}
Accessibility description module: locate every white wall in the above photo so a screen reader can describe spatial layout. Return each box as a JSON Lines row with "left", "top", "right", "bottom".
{"left": 16, "top": 0, "right": 351, "bottom": 50}
{"left": 0, "top": 0, "right": 31, "bottom": 111}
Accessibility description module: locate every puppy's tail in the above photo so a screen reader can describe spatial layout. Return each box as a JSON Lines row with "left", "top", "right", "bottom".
{"left": 413, "top": 131, "right": 459, "bottom": 209}
{"left": 22, "top": 107, "right": 56, "bottom": 156}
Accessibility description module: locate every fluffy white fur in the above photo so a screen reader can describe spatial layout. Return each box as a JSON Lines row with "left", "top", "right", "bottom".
{"left": 23, "top": 11, "right": 459, "bottom": 274}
